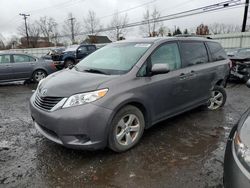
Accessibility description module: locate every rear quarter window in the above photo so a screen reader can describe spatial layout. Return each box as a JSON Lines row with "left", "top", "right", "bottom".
{"left": 207, "top": 42, "right": 227, "bottom": 61}
{"left": 180, "top": 41, "right": 209, "bottom": 67}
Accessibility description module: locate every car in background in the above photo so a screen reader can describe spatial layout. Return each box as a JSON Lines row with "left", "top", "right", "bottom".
{"left": 225, "top": 48, "right": 240, "bottom": 57}
{"left": 224, "top": 80, "right": 250, "bottom": 188}
{"left": 52, "top": 44, "right": 97, "bottom": 68}
{"left": 42, "top": 47, "right": 66, "bottom": 61}
{"left": 0, "top": 52, "right": 58, "bottom": 83}
{"left": 30, "top": 37, "right": 230, "bottom": 152}
{"left": 227, "top": 48, "right": 250, "bottom": 82}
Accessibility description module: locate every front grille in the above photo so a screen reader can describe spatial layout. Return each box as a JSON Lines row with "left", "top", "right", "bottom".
{"left": 52, "top": 55, "right": 63, "bottom": 61}
{"left": 34, "top": 94, "right": 63, "bottom": 111}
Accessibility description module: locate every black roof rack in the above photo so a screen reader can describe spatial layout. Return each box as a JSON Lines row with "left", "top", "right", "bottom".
{"left": 174, "top": 34, "right": 213, "bottom": 39}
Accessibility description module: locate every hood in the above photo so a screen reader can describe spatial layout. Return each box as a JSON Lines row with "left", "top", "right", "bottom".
{"left": 39, "top": 69, "right": 116, "bottom": 97}
{"left": 239, "top": 109, "right": 250, "bottom": 148}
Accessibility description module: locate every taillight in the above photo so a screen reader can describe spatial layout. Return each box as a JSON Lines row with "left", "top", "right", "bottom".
{"left": 50, "top": 62, "right": 57, "bottom": 70}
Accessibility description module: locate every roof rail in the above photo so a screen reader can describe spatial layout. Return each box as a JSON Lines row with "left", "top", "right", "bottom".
{"left": 174, "top": 34, "right": 213, "bottom": 39}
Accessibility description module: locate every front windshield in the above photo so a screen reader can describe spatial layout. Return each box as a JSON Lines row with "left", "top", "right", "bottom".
{"left": 64, "top": 45, "right": 79, "bottom": 52}
{"left": 75, "top": 42, "right": 151, "bottom": 75}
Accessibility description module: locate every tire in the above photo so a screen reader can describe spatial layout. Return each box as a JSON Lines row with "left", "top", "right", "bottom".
{"left": 207, "top": 85, "right": 227, "bottom": 110}
{"left": 32, "top": 70, "right": 47, "bottom": 83}
{"left": 64, "top": 59, "right": 74, "bottom": 68}
{"left": 108, "top": 105, "right": 145, "bottom": 152}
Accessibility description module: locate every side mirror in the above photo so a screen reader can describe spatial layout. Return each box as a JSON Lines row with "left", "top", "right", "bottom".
{"left": 246, "top": 79, "right": 250, "bottom": 88}
{"left": 151, "top": 64, "right": 170, "bottom": 75}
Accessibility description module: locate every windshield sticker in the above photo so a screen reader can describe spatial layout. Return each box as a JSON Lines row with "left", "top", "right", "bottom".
{"left": 134, "top": 44, "right": 151, "bottom": 48}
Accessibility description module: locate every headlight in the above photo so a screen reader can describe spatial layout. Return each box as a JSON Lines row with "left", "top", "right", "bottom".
{"left": 62, "top": 89, "right": 108, "bottom": 108}
{"left": 234, "top": 132, "right": 250, "bottom": 169}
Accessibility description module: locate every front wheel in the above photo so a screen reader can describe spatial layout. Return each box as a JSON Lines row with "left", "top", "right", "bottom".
{"left": 108, "top": 105, "right": 145, "bottom": 152}
{"left": 64, "top": 60, "right": 74, "bottom": 68}
{"left": 207, "top": 86, "right": 227, "bottom": 110}
{"left": 32, "top": 70, "right": 47, "bottom": 83}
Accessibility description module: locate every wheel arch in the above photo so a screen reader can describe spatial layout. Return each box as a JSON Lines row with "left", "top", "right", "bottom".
{"left": 215, "top": 79, "right": 224, "bottom": 86}
{"left": 107, "top": 99, "right": 152, "bottom": 133}
{"left": 64, "top": 57, "right": 75, "bottom": 63}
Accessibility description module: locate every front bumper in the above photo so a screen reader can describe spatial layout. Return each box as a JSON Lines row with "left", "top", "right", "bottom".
{"left": 224, "top": 126, "right": 250, "bottom": 188}
{"left": 30, "top": 93, "right": 113, "bottom": 150}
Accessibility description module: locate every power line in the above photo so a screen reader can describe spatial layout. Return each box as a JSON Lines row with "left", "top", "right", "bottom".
{"left": 99, "top": 0, "right": 157, "bottom": 20}
{"left": 54, "top": 0, "right": 244, "bottom": 38}
{"left": 28, "top": 0, "right": 78, "bottom": 14}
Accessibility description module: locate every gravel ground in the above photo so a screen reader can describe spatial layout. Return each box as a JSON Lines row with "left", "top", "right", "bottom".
{"left": 0, "top": 81, "right": 249, "bottom": 188}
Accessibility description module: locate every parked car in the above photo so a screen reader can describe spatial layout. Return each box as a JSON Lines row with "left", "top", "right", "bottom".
{"left": 41, "top": 47, "right": 66, "bottom": 60}
{"left": 0, "top": 52, "right": 58, "bottom": 83}
{"left": 224, "top": 80, "right": 250, "bottom": 188}
{"left": 30, "top": 37, "right": 230, "bottom": 152}
{"left": 52, "top": 44, "right": 96, "bottom": 68}
{"left": 229, "top": 56, "right": 250, "bottom": 82}
{"left": 225, "top": 48, "right": 240, "bottom": 57}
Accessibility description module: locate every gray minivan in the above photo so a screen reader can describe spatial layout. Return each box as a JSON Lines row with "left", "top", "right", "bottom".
{"left": 30, "top": 37, "right": 230, "bottom": 152}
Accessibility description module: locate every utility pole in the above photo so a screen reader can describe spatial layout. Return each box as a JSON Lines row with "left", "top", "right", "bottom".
{"left": 242, "top": 0, "right": 249, "bottom": 32}
{"left": 68, "top": 15, "right": 76, "bottom": 43}
{"left": 19, "top": 13, "right": 30, "bottom": 47}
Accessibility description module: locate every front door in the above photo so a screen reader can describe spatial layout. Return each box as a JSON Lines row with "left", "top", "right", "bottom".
{"left": 141, "top": 42, "right": 191, "bottom": 122}
{"left": 76, "top": 46, "right": 88, "bottom": 60}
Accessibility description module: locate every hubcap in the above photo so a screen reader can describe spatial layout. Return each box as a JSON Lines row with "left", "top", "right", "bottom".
{"left": 115, "top": 114, "right": 140, "bottom": 146}
{"left": 35, "top": 71, "right": 46, "bottom": 82}
{"left": 208, "top": 91, "right": 223, "bottom": 110}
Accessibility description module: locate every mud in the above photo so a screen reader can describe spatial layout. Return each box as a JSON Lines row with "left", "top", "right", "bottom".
{"left": 0, "top": 81, "right": 249, "bottom": 188}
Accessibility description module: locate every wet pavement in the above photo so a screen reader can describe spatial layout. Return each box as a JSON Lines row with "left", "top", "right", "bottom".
{"left": 0, "top": 82, "right": 249, "bottom": 188}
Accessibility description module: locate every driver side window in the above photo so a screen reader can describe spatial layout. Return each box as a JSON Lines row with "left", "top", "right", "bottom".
{"left": 151, "top": 43, "right": 181, "bottom": 71}
{"left": 78, "top": 46, "right": 87, "bottom": 53}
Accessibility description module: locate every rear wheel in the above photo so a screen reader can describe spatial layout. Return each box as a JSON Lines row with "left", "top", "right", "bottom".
{"left": 32, "top": 70, "right": 47, "bottom": 83}
{"left": 207, "top": 86, "right": 227, "bottom": 110}
{"left": 108, "top": 105, "right": 145, "bottom": 152}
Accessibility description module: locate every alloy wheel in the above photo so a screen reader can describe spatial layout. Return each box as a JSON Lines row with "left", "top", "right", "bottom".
{"left": 208, "top": 91, "right": 224, "bottom": 110}
{"left": 115, "top": 114, "right": 140, "bottom": 146}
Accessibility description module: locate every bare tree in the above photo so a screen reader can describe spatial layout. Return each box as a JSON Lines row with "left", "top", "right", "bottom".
{"left": 5, "top": 35, "right": 19, "bottom": 49}
{"left": 140, "top": 7, "right": 161, "bottom": 37}
{"left": 209, "top": 23, "right": 241, "bottom": 34}
{"left": 83, "top": 10, "right": 102, "bottom": 36}
{"left": 62, "top": 13, "right": 81, "bottom": 44}
{"left": 108, "top": 12, "right": 129, "bottom": 41}
{"left": 158, "top": 25, "right": 169, "bottom": 37}
{"left": 36, "top": 16, "right": 59, "bottom": 44}
{"left": 18, "top": 21, "right": 41, "bottom": 48}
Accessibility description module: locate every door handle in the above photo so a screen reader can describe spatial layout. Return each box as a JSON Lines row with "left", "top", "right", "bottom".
{"left": 5, "top": 65, "right": 12, "bottom": 67}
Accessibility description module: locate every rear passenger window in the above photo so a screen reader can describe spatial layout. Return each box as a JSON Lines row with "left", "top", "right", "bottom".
{"left": 207, "top": 42, "right": 227, "bottom": 61}
{"left": 180, "top": 42, "right": 208, "bottom": 67}
{"left": 13, "top": 55, "right": 32, "bottom": 63}
{"left": 151, "top": 43, "right": 181, "bottom": 71}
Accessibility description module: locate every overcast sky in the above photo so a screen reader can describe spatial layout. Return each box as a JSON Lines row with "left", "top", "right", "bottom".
{"left": 0, "top": 0, "right": 246, "bottom": 41}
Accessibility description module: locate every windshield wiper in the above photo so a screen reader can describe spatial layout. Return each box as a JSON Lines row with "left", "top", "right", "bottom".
{"left": 84, "top": 68, "right": 109, "bottom": 75}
